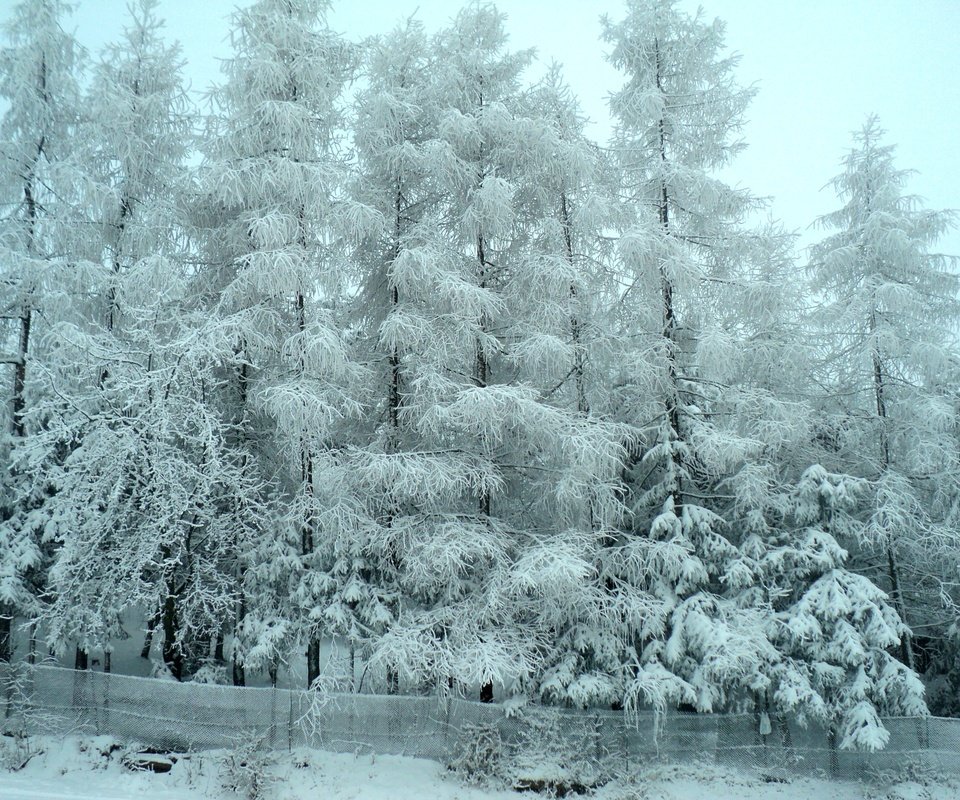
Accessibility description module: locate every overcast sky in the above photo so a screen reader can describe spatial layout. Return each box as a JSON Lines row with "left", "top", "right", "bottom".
{"left": 6, "top": 0, "right": 959, "bottom": 256}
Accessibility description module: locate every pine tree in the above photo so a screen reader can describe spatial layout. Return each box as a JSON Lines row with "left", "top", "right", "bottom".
{"left": 197, "top": 0, "right": 366, "bottom": 688}
{"left": 346, "top": 18, "right": 439, "bottom": 693}
{"left": 0, "top": 0, "right": 81, "bottom": 664}
{"left": 13, "top": 0, "right": 262, "bottom": 681}
{"left": 601, "top": 0, "right": 793, "bottom": 713}
{"left": 807, "top": 117, "right": 960, "bottom": 672}
{"left": 736, "top": 465, "right": 926, "bottom": 750}
{"left": 352, "top": 4, "right": 542, "bottom": 699}
{"left": 351, "top": 6, "right": 624, "bottom": 703}
{"left": 508, "top": 67, "right": 639, "bottom": 708}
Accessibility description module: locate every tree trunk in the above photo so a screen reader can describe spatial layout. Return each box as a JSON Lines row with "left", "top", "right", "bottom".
{"left": 27, "top": 622, "right": 37, "bottom": 665}
{"left": 476, "top": 230, "right": 494, "bottom": 703}
{"left": 232, "top": 596, "right": 245, "bottom": 687}
{"left": 232, "top": 656, "right": 245, "bottom": 687}
{"left": 0, "top": 607, "right": 11, "bottom": 662}
{"left": 349, "top": 644, "right": 356, "bottom": 692}
{"left": 384, "top": 189, "right": 404, "bottom": 698}
{"left": 141, "top": 607, "right": 159, "bottom": 659}
{"left": 11, "top": 308, "right": 31, "bottom": 440}
{"left": 74, "top": 646, "right": 87, "bottom": 670}
{"left": 293, "top": 204, "right": 322, "bottom": 693}
{"left": 475, "top": 231, "right": 491, "bottom": 521}
{"left": 4, "top": 85, "right": 45, "bottom": 662}
{"left": 232, "top": 360, "right": 249, "bottom": 686}
{"left": 306, "top": 639, "right": 320, "bottom": 689}
{"left": 161, "top": 584, "right": 182, "bottom": 680}
{"left": 887, "top": 542, "right": 915, "bottom": 670}
{"left": 560, "top": 192, "right": 589, "bottom": 417}
{"left": 654, "top": 39, "right": 683, "bottom": 506}
{"left": 870, "top": 310, "right": 915, "bottom": 671}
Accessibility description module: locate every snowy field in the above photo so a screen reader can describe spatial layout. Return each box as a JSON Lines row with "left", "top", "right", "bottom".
{"left": 1, "top": 736, "right": 958, "bottom": 800}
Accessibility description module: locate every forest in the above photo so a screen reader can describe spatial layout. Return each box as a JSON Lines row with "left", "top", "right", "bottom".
{"left": 0, "top": 0, "right": 957, "bottom": 755}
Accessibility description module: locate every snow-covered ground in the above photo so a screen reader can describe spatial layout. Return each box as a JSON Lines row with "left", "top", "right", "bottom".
{"left": 1, "top": 735, "right": 957, "bottom": 800}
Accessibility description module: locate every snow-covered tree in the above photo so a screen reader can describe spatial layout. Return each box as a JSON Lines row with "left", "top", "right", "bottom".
{"left": 807, "top": 117, "right": 960, "bottom": 672}
{"left": 502, "top": 67, "right": 645, "bottom": 709}
{"left": 0, "top": 0, "right": 82, "bottom": 663}
{"left": 10, "top": 0, "right": 260, "bottom": 681}
{"left": 601, "top": 0, "right": 803, "bottom": 713}
{"left": 734, "top": 465, "right": 926, "bottom": 750}
{"left": 197, "top": 0, "right": 367, "bottom": 687}
{"left": 345, "top": 18, "right": 441, "bottom": 693}
{"left": 351, "top": 6, "right": 625, "bottom": 703}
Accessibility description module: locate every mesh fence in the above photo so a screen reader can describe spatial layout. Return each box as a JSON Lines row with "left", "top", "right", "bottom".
{"left": 2, "top": 663, "right": 958, "bottom": 781}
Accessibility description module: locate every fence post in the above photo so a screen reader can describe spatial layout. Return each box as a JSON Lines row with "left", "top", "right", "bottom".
{"left": 101, "top": 668, "right": 110, "bottom": 737}
{"left": 72, "top": 663, "right": 90, "bottom": 733}
{"left": 287, "top": 689, "right": 294, "bottom": 752}
{"left": 827, "top": 725, "right": 839, "bottom": 778}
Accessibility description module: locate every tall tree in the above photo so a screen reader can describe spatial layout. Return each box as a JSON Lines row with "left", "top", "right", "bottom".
{"left": 807, "top": 116, "right": 960, "bottom": 672}
{"left": 353, "top": 5, "right": 623, "bottom": 702}
{"left": 16, "top": 0, "right": 259, "bottom": 681}
{"left": 198, "top": 0, "right": 364, "bottom": 688}
{"left": 601, "top": 0, "right": 798, "bottom": 713}
{"left": 0, "top": 0, "right": 81, "bottom": 663}
{"left": 508, "top": 67, "right": 640, "bottom": 708}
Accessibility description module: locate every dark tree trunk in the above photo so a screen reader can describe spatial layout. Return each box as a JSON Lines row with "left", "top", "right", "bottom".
{"left": 0, "top": 608, "right": 11, "bottom": 663}
{"left": 475, "top": 231, "right": 492, "bottom": 522}
{"left": 232, "top": 657, "right": 245, "bottom": 687}
{"left": 141, "top": 608, "right": 159, "bottom": 659}
{"left": 560, "top": 192, "right": 589, "bottom": 418}
{"left": 475, "top": 230, "right": 494, "bottom": 701}
{"left": 74, "top": 646, "right": 87, "bottom": 670}
{"left": 232, "top": 598, "right": 245, "bottom": 686}
{"left": 386, "top": 667, "right": 399, "bottom": 695}
{"left": 27, "top": 622, "right": 37, "bottom": 665}
{"left": 870, "top": 310, "right": 916, "bottom": 671}
{"left": 306, "top": 639, "right": 320, "bottom": 689}
{"left": 653, "top": 38, "right": 683, "bottom": 513}
{"left": 161, "top": 587, "right": 182, "bottom": 681}
{"left": 11, "top": 309, "right": 31, "bottom": 439}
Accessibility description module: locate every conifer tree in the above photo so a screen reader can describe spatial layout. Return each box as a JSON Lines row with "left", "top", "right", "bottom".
{"left": 197, "top": 0, "right": 366, "bottom": 688}
{"left": 601, "top": 0, "right": 791, "bottom": 712}
{"left": 352, "top": 6, "right": 624, "bottom": 702}
{"left": 12, "top": 0, "right": 262, "bottom": 681}
{"left": 807, "top": 117, "right": 960, "bottom": 672}
{"left": 734, "top": 465, "right": 927, "bottom": 750}
{"left": 0, "top": 0, "right": 81, "bottom": 664}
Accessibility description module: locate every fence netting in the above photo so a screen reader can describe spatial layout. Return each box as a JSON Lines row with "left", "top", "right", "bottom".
{"left": 2, "top": 663, "right": 958, "bottom": 781}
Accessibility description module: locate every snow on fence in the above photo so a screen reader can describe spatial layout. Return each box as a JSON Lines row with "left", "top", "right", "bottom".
{"left": 2, "top": 663, "right": 958, "bottom": 781}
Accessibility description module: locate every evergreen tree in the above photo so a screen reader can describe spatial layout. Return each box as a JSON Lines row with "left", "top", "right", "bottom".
{"left": 13, "top": 0, "right": 263, "bottom": 681}
{"left": 197, "top": 0, "right": 366, "bottom": 687}
{"left": 807, "top": 117, "right": 960, "bottom": 672}
{"left": 510, "top": 67, "right": 638, "bottom": 708}
{"left": 602, "top": 0, "right": 792, "bottom": 713}
{"left": 0, "top": 0, "right": 81, "bottom": 664}
{"left": 352, "top": 6, "right": 623, "bottom": 702}
{"left": 735, "top": 465, "right": 926, "bottom": 750}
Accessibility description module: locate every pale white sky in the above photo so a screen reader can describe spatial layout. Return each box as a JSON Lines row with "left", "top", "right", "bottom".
{"left": 6, "top": 0, "right": 960, "bottom": 256}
